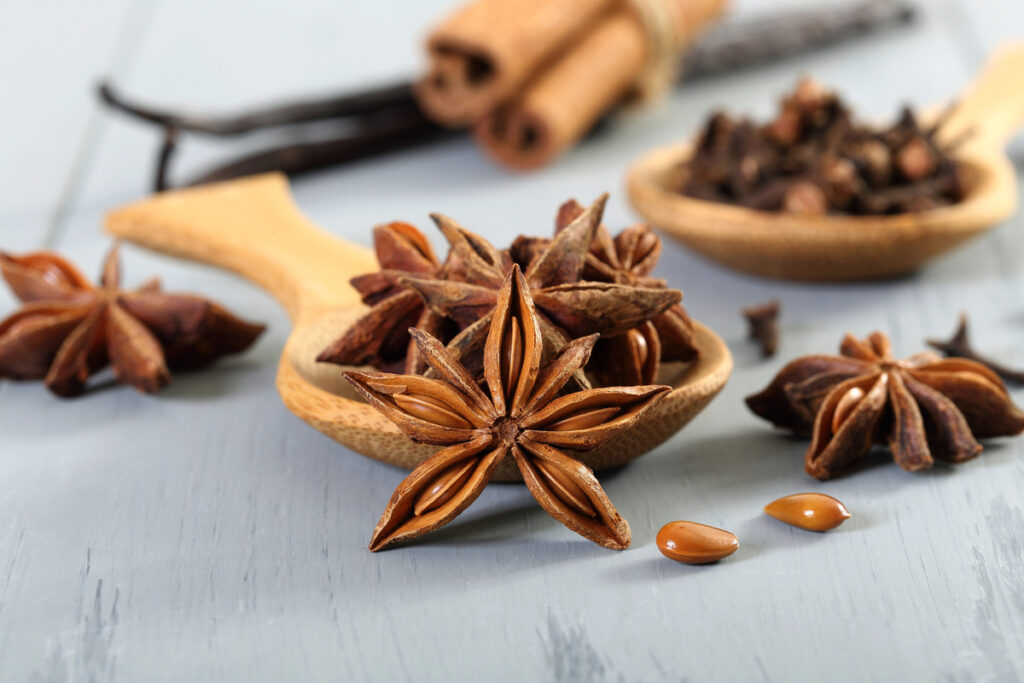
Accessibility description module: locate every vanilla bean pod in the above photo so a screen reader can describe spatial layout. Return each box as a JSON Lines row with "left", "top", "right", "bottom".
{"left": 101, "top": 81, "right": 446, "bottom": 189}
{"left": 98, "top": 0, "right": 916, "bottom": 189}
{"left": 682, "top": 0, "right": 915, "bottom": 81}
{"left": 99, "top": 81, "right": 417, "bottom": 135}
{"left": 154, "top": 126, "right": 179, "bottom": 191}
{"left": 187, "top": 110, "right": 451, "bottom": 187}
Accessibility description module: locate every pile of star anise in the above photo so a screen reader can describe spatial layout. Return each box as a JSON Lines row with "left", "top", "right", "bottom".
{"left": 672, "top": 78, "right": 972, "bottom": 215}
{"left": 314, "top": 196, "right": 703, "bottom": 550}
{"left": 318, "top": 194, "right": 700, "bottom": 389}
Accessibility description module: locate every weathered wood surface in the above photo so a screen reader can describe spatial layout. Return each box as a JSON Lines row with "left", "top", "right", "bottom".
{"left": 1, "top": 1, "right": 1023, "bottom": 681}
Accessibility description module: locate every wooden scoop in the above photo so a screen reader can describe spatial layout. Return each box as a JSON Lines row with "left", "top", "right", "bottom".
{"left": 627, "top": 44, "right": 1024, "bottom": 281}
{"left": 105, "top": 174, "right": 732, "bottom": 481}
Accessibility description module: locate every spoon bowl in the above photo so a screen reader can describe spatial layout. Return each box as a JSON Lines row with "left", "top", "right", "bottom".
{"left": 628, "top": 44, "right": 1024, "bottom": 281}
{"left": 106, "top": 174, "right": 732, "bottom": 480}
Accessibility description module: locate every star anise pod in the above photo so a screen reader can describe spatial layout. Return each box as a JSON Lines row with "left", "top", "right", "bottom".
{"left": 317, "top": 221, "right": 455, "bottom": 374}
{"left": 746, "top": 331, "right": 1024, "bottom": 479}
{"left": 401, "top": 195, "right": 681, "bottom": 381}
{"left": 513, "top": 199, "right": 699, "bottom": 386}
{"left": 345, "top": 265, "right": 670, "bottom": 550}
{"left": 0, "top": 244, "right": 264, "bottom": 397}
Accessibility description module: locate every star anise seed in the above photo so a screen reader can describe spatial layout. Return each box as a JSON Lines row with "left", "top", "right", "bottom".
{"left": 0, "top": 244, "right": 264, "bottom": 397}
{"left": 345, "top": 265, "right": 670, "bottom": 551}
{"left": 746, "top": 331, "right": 1024, "bottom": 479}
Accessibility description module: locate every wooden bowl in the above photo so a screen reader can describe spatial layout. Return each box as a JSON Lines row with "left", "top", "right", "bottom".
{"left": 106, "top": 174, "right": 732, "bottom": 481}
{"left": 627, "top": 44, "right": 1024, "bottom": 281}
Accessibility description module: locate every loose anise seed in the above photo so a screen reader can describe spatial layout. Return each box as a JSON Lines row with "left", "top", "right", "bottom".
{"left": 656, "top": 521, "right": 739, "bottom": 564}
{"left": 764, "top": 493, "right": 851, "bottom": 532}
{"left": 393, "top": 392, "right": 473, "bottom": 429}
{"left": 502, "top": 315, "right": 523, "bottom": 401}
{"left": 413, "top": 459, "right": 477, "bottom": 515}
{"left": 534, "top": 459, "right": 597, "bottom": 517}
{"left": 831, "top": 385, "right": 866, "bottom": 432}
{"left": 546, "top": 406, "right": 621, "bottom": 432}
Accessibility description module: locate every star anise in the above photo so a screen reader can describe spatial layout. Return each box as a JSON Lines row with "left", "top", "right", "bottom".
{"left": 513, "top": 199, "right": 698, "bottom": 386}
{"left": 317, "top": 221, "right": 456, "bottom": 374}
{"left": 0, "top": 244, "right": 264, "bottom": 397}
{"left": 345, "top": 265, "right": 670, "bottom": 550}
{"left": 746, "top": 331, "right": 1024, "bottom": 479}
{"left": 401, "top": 195, "right": 681, "bottom": 382}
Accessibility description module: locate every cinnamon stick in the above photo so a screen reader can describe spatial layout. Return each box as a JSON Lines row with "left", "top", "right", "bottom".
{"left": 470, "top": 0, "right": 726, "bottom": 169}
{"left": 416, "top": 0, "right": 616, "bottom": 126}
{"left": 474, "top": 8, "right": 646, "bottom": 169}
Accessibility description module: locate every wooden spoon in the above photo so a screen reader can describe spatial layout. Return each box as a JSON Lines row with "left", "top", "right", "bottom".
{"left": 105, "top": 174, "right": 732, "bottom": 480}
{"left": 628, "top": 44, "right": 1024, "bottom": 281}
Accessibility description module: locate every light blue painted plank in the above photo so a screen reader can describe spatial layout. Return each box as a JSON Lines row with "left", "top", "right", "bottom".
{"left": 0, "top": 0, "right": 151, "bottom": 250}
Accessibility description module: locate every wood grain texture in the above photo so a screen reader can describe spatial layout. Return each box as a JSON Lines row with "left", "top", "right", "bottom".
{"left": 1, "top": 0, "right": 1023, "bottom": 681}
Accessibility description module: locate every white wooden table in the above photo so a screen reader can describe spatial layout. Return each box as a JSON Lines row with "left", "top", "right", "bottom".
{"left": 2, "top": 1, "right": 1023, "bottom": 681}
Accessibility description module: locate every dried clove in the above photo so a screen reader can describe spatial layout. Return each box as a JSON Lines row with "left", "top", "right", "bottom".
{"left": 926, "top": 314, "right": 1024, "bottom": 385}
{"left": 674, "top": 80, "right": 972, "bottom": 216}
{"left": 742, "top": 299, "right": 780, "bottom": 357}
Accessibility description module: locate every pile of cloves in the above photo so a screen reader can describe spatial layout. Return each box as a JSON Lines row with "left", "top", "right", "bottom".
{"left": 672, "top": 78, "right": 973, "bottom": 215}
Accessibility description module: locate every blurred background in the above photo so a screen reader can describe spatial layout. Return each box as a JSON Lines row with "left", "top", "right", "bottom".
{"left": 3, "top": 0, "right": 1021, "bottom": 253}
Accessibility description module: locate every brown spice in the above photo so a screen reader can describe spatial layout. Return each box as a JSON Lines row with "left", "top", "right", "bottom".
{"left": 674, "top": 79, "right": 972, "bottom": 215}
{"left": 317, "top": 221, "right": 454, "bottom": 374}
{"left": 746, "top": 331, "right": 1024, "bottom": 479}
{"left": 513, "top": 197, "right": 699, "bottom": 386}
{"left": 0, "top": 245, "right": 264, "bottom": 397}
{"left": 742, "top": 299, "right": 780, "bottom": 357}
{"left": 393, "top": 195, "right": 681, "bottom": 381}
{"left": 320, "top": 195, "right": 691, "bottom": 392}
{"left": 764, "top": 493, "right": 850, "bottom": 531}
{"left": 345, "top": 265, "right": 670, "bottom": 551}
{"left": 926, "top": 314, "right": 1024, "bottom": 385}
{"left": 656, "top": 521, "right": 739, "bottom": 564}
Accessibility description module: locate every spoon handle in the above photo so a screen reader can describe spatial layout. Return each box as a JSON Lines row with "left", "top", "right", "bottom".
{"left": 105, "top": 173, "right": 377, "bottom": 320}
{"left": 946, "top": 43, "right": 1024, "bottom": 151}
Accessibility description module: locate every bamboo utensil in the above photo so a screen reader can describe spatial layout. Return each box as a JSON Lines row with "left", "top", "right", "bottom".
{"left": 627, "top": 44, "right": 1024, "bottom": 281}
{"left": 105, "top": 174, "right": 731, "bottom": 480}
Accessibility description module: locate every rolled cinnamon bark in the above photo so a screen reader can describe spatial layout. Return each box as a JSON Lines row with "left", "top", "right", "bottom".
{"left": 417, "top": 0, "right": 617, "bottom": 126}
{"left": 475, "top": 0, "right": 727, "bottom": 170}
